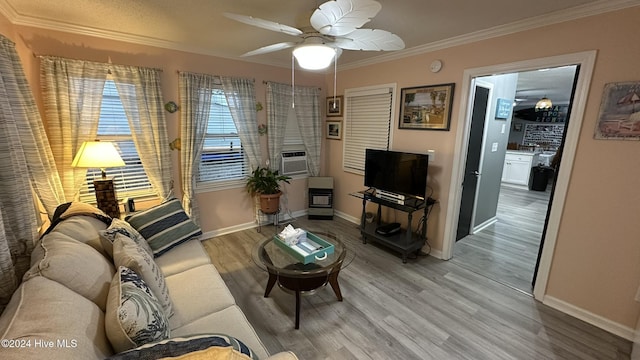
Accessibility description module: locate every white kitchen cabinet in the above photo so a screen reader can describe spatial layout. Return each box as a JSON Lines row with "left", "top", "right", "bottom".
{"left": 502, "top": 151, "right": 538, "bottom": 185}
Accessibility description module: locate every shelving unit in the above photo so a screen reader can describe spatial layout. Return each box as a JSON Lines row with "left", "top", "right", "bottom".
{"left": 351, "top": 190, "right": 433, "bottom": 263}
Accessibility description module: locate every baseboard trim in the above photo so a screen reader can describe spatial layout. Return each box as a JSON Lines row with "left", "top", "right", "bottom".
{"left": 544, "top": 295, "right": 635, "bottom": 341}
{"left": 200, "top": 209, "right": 308, "bottom": 239}
{"left": 428, "top": 248, "right": 444, "bottom": 259}
{"left": 200, "top": 221, "right": 256, "bottom": 239}
{"left": 472, "top": 216, "right": 497, "bottom": 234}
{"left": 335, "top": 210, "right": 359, "bottom": 224}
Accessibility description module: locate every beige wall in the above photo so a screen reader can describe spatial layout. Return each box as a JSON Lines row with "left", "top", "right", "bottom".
{"left": 327, "top": 8, "right": 640, "bottom": 330}
{"left": 1, "top": 5, "right": 638, "bottom": 335}
{"left": 0, "top": 17, "right": 325, "bottom": 234}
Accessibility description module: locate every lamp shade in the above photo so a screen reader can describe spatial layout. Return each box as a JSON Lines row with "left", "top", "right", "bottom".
{"left": 293, "top": 44, "right": 336, "bottom": 70}
{"left": 535, "top": 96, "right": 553, "bottom": 110}
{"left": 71, "top": 141, "right": 125, "bottom": 174}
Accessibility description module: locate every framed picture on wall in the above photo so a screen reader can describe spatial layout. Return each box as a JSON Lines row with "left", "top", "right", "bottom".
{"left": 594, "top": 81, "right": 640, "bottom": 140}
{"left": 326, "top": 120, "right": 342, "bottom": 140}
{"left": 495, "top": 98, "right": 512, "bottom": 119}
{"left": 399, "top": 83, "right": 455, "bottom": 130}
{"left": 326, "top": 96, "right": 343, "bottom": 117}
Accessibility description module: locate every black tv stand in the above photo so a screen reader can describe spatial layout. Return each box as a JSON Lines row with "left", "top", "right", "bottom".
{"left": 350, "top": 190, "right": 433, "bottom": 263}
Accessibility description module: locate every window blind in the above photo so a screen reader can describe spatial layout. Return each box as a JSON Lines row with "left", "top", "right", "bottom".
{"left": 283, "top": 108, "right": 304, "bottom": 146}
{"left": 343, "top": 88, "right": 393, "bottom": 173}
{"left": 79, "top": 80, "right": 154, "bottom": 202}
{"left": 197, "top": 88, "right": 249, "bottom": 185}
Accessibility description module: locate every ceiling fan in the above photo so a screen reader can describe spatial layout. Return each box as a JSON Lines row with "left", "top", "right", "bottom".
{"left": 224, "top": 0, "right": 405, "bottom": 70}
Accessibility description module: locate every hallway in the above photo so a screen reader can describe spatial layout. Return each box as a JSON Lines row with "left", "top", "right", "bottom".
{"left": 452, "top": 184, "right": 551, "bottom": 293}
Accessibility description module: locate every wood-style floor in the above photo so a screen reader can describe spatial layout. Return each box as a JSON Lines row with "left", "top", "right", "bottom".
{"left": 202, "top": 215, "right": 631, "bottom": 360}
{"left": 452, "top": 184, "right": 551, "bottom": 293}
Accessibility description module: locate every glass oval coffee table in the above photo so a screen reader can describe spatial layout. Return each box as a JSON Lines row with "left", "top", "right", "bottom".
{"left": 252, "top": 231, "right": 355, "bottom": 329}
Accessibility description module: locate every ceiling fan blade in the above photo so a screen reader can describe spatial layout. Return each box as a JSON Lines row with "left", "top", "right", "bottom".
{"left": 223, "top": 12, "right": 303, "bottom": 37}
{"left": 333, "top": 29, "right": 405, "bottom": 51}
{"left": 241, "top": 42, "right": 297, "bottom": 57}
{"left": 310, "top": 0, "right": 382, "bottom": 36}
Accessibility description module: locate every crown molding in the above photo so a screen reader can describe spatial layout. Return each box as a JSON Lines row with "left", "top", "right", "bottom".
{"left": 0, "top": 0, "right": 637, "bottom": 71}
{"left": 339, "top": 0, "right": 640, "bottom": 71}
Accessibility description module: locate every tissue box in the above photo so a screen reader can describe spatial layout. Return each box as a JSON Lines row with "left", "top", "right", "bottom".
{"left": 274, "top": 231, "right": 335, "bottom": 264}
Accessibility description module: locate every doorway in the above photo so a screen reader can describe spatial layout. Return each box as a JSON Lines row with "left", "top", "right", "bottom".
{"left": 441, "top": 51, "right": 597, "bottom": 300}
{"left": 452, "top": 67, "right": 577, "bottom": 294}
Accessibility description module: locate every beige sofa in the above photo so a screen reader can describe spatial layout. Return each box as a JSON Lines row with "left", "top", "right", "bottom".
{"left": 0, "top": 213, "right": 297, "bottom": 360}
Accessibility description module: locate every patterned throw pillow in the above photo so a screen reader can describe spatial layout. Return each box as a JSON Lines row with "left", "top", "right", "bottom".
{"left": 105, "top": 266, "right": 170, "bottom": 353}
{"left": 125, "top": 198, "right": 202, "bottom": 257}
{"left": 112, "top": 233, "right": 173, "bottom": 317}
{"left": 105, "top": 334, "right": 258, "bottom": 360}
{"left": 99, "top": 218, "right": 153, "bottom": 258}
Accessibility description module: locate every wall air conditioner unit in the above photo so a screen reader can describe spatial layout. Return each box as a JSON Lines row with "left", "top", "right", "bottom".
{"left": 281, "top": 151, "right": 307, "bottom": 176}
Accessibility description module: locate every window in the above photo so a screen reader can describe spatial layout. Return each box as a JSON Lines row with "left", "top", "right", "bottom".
{"left": 79, "top": 80, "right": 154, "bottom": 202}
{"left": 343, "top": 84, "right": 395, "bottom": 174}
{"left": 197, "top": 88, "right": 249, "bottom": 187}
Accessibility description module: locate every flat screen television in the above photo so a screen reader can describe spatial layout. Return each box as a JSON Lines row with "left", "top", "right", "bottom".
{"left": 364, "top": 149, "right": 429, "bottom": 199}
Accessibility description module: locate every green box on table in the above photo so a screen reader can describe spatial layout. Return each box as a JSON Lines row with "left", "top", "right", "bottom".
{"left": 274, "top": 231, "right": 335, "bottom": 264}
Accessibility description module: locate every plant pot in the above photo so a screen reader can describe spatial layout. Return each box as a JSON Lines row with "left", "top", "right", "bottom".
{"left": 259, "top": 192, "right": 282, "bottom": 214}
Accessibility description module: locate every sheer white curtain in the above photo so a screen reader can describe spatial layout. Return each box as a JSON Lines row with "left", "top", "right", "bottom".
{"left": 178, "top": 72, "right": 215, "bottom": 223}
{"left": 111, "top": 66, "right": 173, "bottom": 199}
{"left": 266, "top": 82, "right": 322, "bottom": 174}
{"left": 293, "top": 86, "right": 321, "bottom": 175}
{"left": 2, "top": 42, "right": 64, "bottom": 217}
{"left": 220, "top": 77, "right": 261, "bottom": 170}
{"left": 0, "top": 36, "right": 46, "bottom": 311}
{"left": 40, "top": 57, "right": 106, "bottom": 200}
{"left": 266, "top": 82, "right": 292, "bottom": 171}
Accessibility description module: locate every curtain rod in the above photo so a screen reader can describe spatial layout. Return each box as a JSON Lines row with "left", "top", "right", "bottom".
{"left": 177, "top": 70, "right": 254, "bottom": 82}
{"left": 262, "top": 80, "right": 321, "bottom": 90}
{"left": 34, "top": 54, "right": 163, "bottom": 72}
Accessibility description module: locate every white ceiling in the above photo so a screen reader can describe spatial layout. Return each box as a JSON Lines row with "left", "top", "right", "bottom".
{"left": 0, "top": 0, "right": 632, "bottom": 106}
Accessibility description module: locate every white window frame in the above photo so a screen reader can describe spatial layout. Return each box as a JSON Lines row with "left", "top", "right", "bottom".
{"left": 343, "top": 83, "right": 397, "bottom": 175}
{"left": 79, "top": 80, "right": 155, "bottom": 203}
{"left": 195, "top": 87, "right": 249, "bottom": 193}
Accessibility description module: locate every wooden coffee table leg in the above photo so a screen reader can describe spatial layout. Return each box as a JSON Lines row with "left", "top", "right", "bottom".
{"left": 295, "top": 290, "right": 301, "bottom": 329}
{"left": 264, "top": 272, "right": 277, "bottom": 298}
{"left": 328, "top": 271, "right": 343, "bottom": 301}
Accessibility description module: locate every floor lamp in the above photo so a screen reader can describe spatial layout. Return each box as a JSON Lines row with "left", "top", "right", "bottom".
{"left": 72, "top": 140, "right": 125, "bottom": 218}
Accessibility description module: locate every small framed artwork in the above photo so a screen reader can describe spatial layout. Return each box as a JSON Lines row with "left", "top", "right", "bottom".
{"left": 594, "top": 81, "right": 640, "bottom": 140}
{"left": 326, "top": 96, "right": 343, "bottom": 117}
{"left": 326, "top": 120, "right": 342, "bottom": 140}
{"left": 495, "top": 98, "right": 512, "bottom": 119}
{"left": 399, "top": 83, "right": 455, "bottom": 130}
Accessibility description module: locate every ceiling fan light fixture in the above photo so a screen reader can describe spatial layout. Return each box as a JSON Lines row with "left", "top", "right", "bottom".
{"left": 535, "top": 96, "right": 553, "bottom": 110}
{"left": 292, "top": 44, "right": 336, "bottom": 70}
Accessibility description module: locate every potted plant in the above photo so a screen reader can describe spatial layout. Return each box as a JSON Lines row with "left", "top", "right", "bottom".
{"left": 246, "top": 166, "right": 291, "bottom": 214}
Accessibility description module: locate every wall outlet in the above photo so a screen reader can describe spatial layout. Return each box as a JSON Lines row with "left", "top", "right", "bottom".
{"left": 427, "top": 149, "right": 436, "bottom": 162}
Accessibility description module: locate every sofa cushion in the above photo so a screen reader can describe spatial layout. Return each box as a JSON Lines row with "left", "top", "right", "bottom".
{"left": 155, "top": 239, "right": 212, "bottom": 277}
{"left": 99, "top": 218, "right": 153, "bottom": 258}
{"left": 25, "top": 232, "right": 115, "bottom": 310}
{"left": 105, "top": 334, "right": 258, "bottom": 360}
{"left": 106, "top": 266, "right": 171, "bottom": 353}
{"left": 125, "top": 198, "right": 202, "bottom": 257}
{"left": 113, "top": 233, "right": 173, "bottom": 317}
{"left": 0, "top": 276, "right": 112, "bottom": 360}
{"left": 165, "top": 264, "right": 236, "bottom": 329}
{"left": 171, "top": 305, "right": 269, "bottom": 360}
{"left": 48, "top": 215, "right": 110, "bottom": 257}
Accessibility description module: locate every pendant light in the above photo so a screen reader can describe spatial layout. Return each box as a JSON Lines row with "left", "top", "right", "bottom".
{"left": 535, "top": 96, "right": 553, "bottom": 110}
